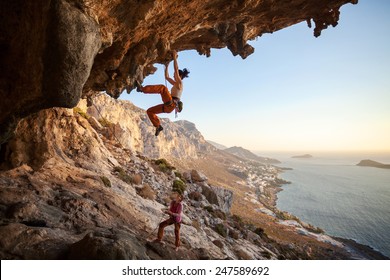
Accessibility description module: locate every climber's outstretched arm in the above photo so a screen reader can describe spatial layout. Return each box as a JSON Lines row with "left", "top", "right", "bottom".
{"left": 164, "top": 63, "right": 175, "bottom": 86}
{"left": 172, "top": 51, "right": 181, "bottom": 82}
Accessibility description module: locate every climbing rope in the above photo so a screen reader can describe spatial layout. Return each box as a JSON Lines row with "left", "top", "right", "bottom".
{"left": 145, "top": 214, "right": 166, "bottom": 240}
{"left": 164, "top": 64, "right": 168, "bottom": 88}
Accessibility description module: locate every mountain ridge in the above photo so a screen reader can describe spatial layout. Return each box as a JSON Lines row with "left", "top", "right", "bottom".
{"left": 224, "top": 146, "right": 281, "bottom": 164}
{"left": 207, "top": 140, "right": 228, "bottom": 150}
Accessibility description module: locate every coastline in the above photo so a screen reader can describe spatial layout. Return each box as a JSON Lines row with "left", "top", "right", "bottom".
{"left": 334, "top": 237, "right": 389, "bottom": 260}
{"left": 271, "top": 165, "right": 389, "bottom": 260}
{"left": 177, "top": 150, "right": 389, "bottom": 259}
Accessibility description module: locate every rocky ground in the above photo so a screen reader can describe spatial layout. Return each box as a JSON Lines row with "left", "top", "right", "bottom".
{"left": 1, "top": 94, "right": 386, "bottom": 260}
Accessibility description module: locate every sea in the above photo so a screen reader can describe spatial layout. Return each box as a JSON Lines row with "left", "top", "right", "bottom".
{"left": 259, "top": 152, "right": 390, "bottom": 258}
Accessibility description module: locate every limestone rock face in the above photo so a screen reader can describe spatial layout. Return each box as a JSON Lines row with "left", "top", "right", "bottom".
{"left": 81, "top": 94, "right": 215, "bottom": 159}
{"left": 0, "top": 0, "right": 358, "bottom": 143}
{"left": 1, "top": 108, "right": 113, "bottom": 171}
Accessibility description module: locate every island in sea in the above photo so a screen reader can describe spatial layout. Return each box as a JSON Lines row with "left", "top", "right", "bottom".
{"left": 357, "top": 159, "right": 390, "bottom": 169}
{"left": 292, "top": 154, "right": 313, "bottom": 159}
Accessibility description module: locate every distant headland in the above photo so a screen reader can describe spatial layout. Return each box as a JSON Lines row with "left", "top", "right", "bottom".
{"left": 356, "top": 159, "right": 390, "bottom": 169}
{"left": 292, "top": 154, "right": 313, "bottom": 159}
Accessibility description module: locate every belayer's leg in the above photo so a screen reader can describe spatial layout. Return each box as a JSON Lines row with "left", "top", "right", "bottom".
{"left": 174, "top": 223, "right": 181, "bottom": 250}
{"left": 156, "top": 219, "right": 173, "bottom": 242}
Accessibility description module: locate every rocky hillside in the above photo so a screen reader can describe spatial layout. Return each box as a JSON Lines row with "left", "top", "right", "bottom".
{"left": 0, "top": 0, "right": 358, "bottom": 144}
{"left": 1, "top": 95, "right": 386, "bottom": 260}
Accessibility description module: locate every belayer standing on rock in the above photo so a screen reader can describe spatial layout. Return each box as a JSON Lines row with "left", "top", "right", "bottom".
{"left": 135, "top": 50, "right": 189, "bottom": 136}
{"left": 153, "top": 191, "right": 183, "bottom": 251}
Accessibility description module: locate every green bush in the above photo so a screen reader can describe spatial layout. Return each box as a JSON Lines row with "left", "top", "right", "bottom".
{"left": 172, "top": 179, "right": 186, "bottom": 195}
{"left": 113, "top": 166, "right": 133, "bottom": 184}
{"left": 214, "top": 223, "right": 228, "bottom": 237}
{"left": 98, "top": 117, "right": 113, "bottom": 127}
{"left": 254, "top": 227, "right": 265, "bottom": 236}
{"left": 262, "top": 251, "right": 272, "bottom": 259}
{"left": 100, "top": 176, "right": 111, "bottom": 188}
{"left": 203, "top": 205, "right": 214, "bottom": 213}
{"left": 174, "top": 171, "right": 185, "bottom": 181}
{"left": 155, "top": 158, "right": 176, "bottom": 173}
{"left": 73, "top": 107, "right": 89, "bottom": 119}
{"left": 232, "top": 214, "right": 243, "bottom": 223}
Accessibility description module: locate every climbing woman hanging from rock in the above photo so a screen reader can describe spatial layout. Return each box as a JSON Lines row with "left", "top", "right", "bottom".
{"left": 135, "top": 50, "right": 190, "bottom": 136}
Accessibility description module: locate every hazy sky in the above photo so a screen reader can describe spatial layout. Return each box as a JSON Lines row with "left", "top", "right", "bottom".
{"left": 122, "top": 0, "right": 390, "bottom": 152}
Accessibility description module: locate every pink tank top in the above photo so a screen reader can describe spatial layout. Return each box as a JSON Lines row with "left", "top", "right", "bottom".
{"left": 169, "top": 201, "right": 183, "bottom": 223}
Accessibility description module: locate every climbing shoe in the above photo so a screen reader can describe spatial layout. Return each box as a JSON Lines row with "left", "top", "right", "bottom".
{"left": 155, "top": 125, "right": 163, "bottom": 137}
{"left": 135, "top": 80, "right": 143, "bottom": 92}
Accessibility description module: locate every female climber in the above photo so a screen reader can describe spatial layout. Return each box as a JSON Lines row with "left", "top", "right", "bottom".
{"left": 153, "top": 191, "right": 183, "bottom": 251}
{"left": 135, "top": 50, "right": 189, "bottom": 136}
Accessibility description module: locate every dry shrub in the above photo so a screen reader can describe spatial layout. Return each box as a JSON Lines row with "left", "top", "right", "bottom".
{"left": 192, "top": 220, "right": 201, "bottom": 232}
{"left": 136, "top": 184, "right": 156, "bottom": 200}
{"left": 235, "top": 248, "right": 252, "bottom": 260}
{"left": 132, "top": 174, "right": 142, "bottom": 185}
{"left": 212, "top": 240, "right": 224, "bottom": 248}
{"left": 188, "top": 191, "right": 202, "bottom": 201}
{"left": 212, "top": 209, "right": 226, "bottom": 220}
{"left": 229, "top": 229, "right": 240, "bottom": 240}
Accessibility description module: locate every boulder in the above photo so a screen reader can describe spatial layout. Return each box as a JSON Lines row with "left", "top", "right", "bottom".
{"left": 191, "top": 170, "right": 208, "bottom": 182}
{"left": 201, "top": 185, "right": 233, "bottom": 213}
{"left": 0, "top": 223, "right": 71, "bottom": 259}
{"left": 68, "top": 231, "right": 149, "bottom": 260}
{"left": 145, "top": 241, "right": 197, "bottom": 260}
{"left": 234, "top": 246, "right": 254, "bottom": 260}
{"left": 182, "top": 171, "right": 192, "bottom": 183}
